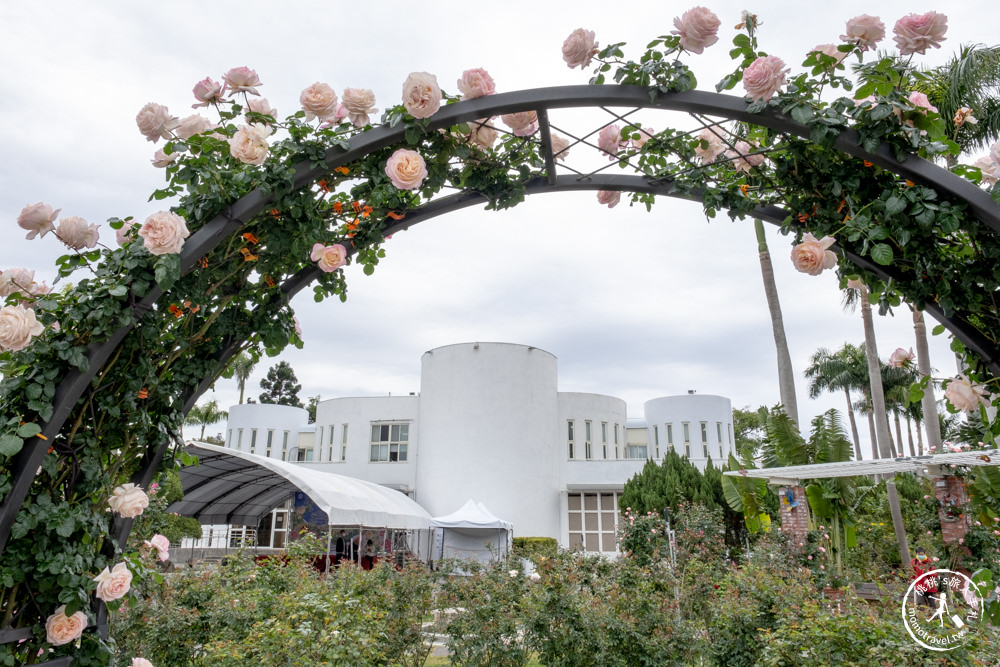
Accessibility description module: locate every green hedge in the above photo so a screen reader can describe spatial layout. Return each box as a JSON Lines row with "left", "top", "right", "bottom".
{"left": 512, "top": 537, "right": 558, "bottom": 560}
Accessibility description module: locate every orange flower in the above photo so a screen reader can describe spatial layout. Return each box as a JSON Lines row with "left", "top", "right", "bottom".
{"left": 137, "top": 388, "right": 148, "bottom": 399}
{"left": 242, "top": 232, "right": 259, "bottom": 244}
{"left": 334, "top": 166, "right": 350, "bottom": 175}
{"left": 333, "top": 201, "right": 343, "bottom": 214}
{"left": 270, "top": 208, "right": 281, "bottom": 217}
{"left": 317, "top": 179, "right": 331, "bottom": 192}
{"left": 837, "top": 199, "right": 847, "bottom": 213}
{"left": 797, "top": 212, "right": 810, "bottom": 222}
{"left": 263, "top": 275, "right": 276, "bottom": 288}
{"left": 183, "top": 301, "right": 201, "bottom": 314}
{"left": 198, "top": 257, "right": 209, "bottom": 268}
{"left": 386, "top": 211, "right": 406, "bottom": 221}
{"left": 168, "top": 304, "right": 183, "bottom": 317}
{"left": 240, "top": 247, "right": 258, "bottom": 261}
{"left": 352, "top": 201, "right": 362, "bottom": 213}
{"left": 863, "top": 160, "right": 874, "bottom": 168}
{"left": 361, "top": 205, "right": 373, "bottom": 218}
{"left": 905, "top": 179, "right": 915, "bottom": 187}
{"left": 739, "top": 184, "right": 750, "bottom": 196}
{"left": 345, "top": 220, "right": 359, "bottom": 237}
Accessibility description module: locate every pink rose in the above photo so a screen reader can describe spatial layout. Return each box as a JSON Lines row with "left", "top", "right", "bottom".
{"left": 45, "top": 605, "right": 87, "bottom": 646}
{"left": 562, "top": 28, "right": 598, "bottom": 69}
{"left": 841, "top": 15, "right": 885, "bottom": 51}
{"left": 17, "top": 202, "right": 60, "bottom": 240}
{"left": 57, "top": 216, "right": 99, "bottom": 250}
{"left": 293, "top": 317, "right": 302, "bottom": 336}
{"left": 975, "top": 156, "right": 1000, "bottom": 186}
{"left": 341, "top": 88, "right": 378, "bottom": 127}
{"left": 310, "top": 243, "right": 348, "bottom": 273}
{"left": 457, "top": 68, "right": 496, "bottom": 100}
{"left": 725, "top": 140, "right": 765, "bottom": 173}
{"left": 223, "top": 66, "right": 261, "bottom": 96}
{"left": 597, "top": 124, "right": 625, "bottom": 159}
{"left": 551, "top": 133, "right": 571, "bottom": 161}
{"left": 135, "top": 102, "right": 179, "bottom": 143}
{"left": 151, "top": 149, "right": 178, "bottom": 168}
{"left": 116, "top": 219, "right": 139, "bottom": 246}
{"left": 385, "top": 148, "right": 428, "bottom": 190}
{"left": 907, "top": 92, "right": 938, "bottom": 115}
{"left": 529, "top": 572, "right": 541, "bottom": 583}
{"left": 300, "top": 82, "right": 339, "bottom": 122}
{"left": 175, "top": 114, "right": 215, "bottom": 140}
{"left": 790, "top": 233, "right": 837, "bottom": 276}
{"left": 132, "top": 659, "right": 154, "bottom": 667}
{"left": 810, "top": 44, "right": 848, "bottom": 64}
{"left": 94, "top": 562, "right": 132, "bottom": 602}
{"left": 192, "top": 77, "right": 224, "bottom": 108}
{"left": 944, "top": 375, "right": 990, "bottom": 413}
{"left": 501, "top": 111, "right": 538, "bottom": 137}
{"left": 0, "top": 305, "right": 45, "bottom": 352}
{"left": 229, "top": 124, "right": 271, "bottom": 165}
{"left": 889, "top": 347, "right": 915, "bottom": 368}
{"left": 893, "top": 12, "right": 947, "bottom": 55}
{"left": 597, "top": 190, "right": 621, "bottom": 208}
{"left": 143, "top": 534, "right": 170, "bottom": 562}
{"left": 247, "top": 97, "right": 278, "bottom": 121}
{"left": 742, "top": 55, "right": 789, "bottom": 102}
{"left": 631, "top": 127, "right": 654, "bottom": 149}
{"left": 401, "top": 72, "right": 441, "bottom": 119}
{"left": 467, "top": 119, "right": 498, "bottom": 149}
{"left": 108, "top": 483, "right": 149, "bottom": 518}
{"left": 139, "top": 211, "right": 190, "bottom": 256}
{"left": 695, "top": 128, "right": 726, "bottom": 164}
{"left": 672, "top": 7, "right": 721, "bottom": 54}
{"left": 0, "top": 268, "right": 35, "bottom": 298}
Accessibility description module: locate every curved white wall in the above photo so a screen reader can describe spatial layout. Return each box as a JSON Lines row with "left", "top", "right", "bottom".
{"left": 224, "top": 403, "right": 309, "bottom": 459}
{"left": 643, "top": 394, "right": 734, "bottom": 469}
{"left": 416, "top": 343, "right": 560, "bottom": 537}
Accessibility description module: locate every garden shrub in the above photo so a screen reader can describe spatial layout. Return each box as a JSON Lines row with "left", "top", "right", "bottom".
{"left": 512, "top": 537, "right": 558, "bottom": 561}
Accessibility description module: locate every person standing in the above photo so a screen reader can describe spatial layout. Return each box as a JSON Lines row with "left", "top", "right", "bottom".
{"left": 910, "top": 547, "right": 938, "bottom": 607}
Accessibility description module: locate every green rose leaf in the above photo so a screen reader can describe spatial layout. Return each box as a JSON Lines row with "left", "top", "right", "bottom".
{"left": 870, "top": 243, "right": 894, "bottom": 265}
{"left": 0, "top": 435, "right": 24, "bottom": 457}
{"left": 16, "top": 422, "right": 41, "bottom": 438}
{"left": 154, "top": 253, "right": 181, "bottom": 291}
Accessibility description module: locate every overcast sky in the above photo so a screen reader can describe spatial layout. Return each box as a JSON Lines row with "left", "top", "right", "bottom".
{"left": 2, "top": 1, "right": 994, "bottom": 450}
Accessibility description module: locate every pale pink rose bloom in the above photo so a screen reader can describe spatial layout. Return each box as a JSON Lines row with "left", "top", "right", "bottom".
{"left": 500, "top": 111, "right": 538, "bottom": 136}
{"left": 223, "top": 66, "right": 262, "bottom": 96}
{"left": 468, "top": 119, "right": 498, "bottom": 150}
{"left": 631, "top": 127, "right": 654, "bottom": 149}
{"left": 893, "top": 12, "right": 947, "bottom": 55}
{"left": 136, "top": 102, "right": 180, "bottom": 143}
{"left": 742, "top": 55, "right": 790, "bottom": 102}
{"left": 132, "top": 659, "right": 154, "bottom": 667}
{"left": 810, "top": 44, "right": 848, "bottom": 64}
{"left": 116, "top": 220, "right": 140, "bottom": 246}
{"left": 597, "top": 124, "right": 624, "bottom": 159}
{"left": 0, "top": 268, "right": 35, "bottom": 297}
{"left": 562, "top": 28, "right": 598, "bottom": 69}
{"left": 974, "top": 156, "right": 1000, "bottom": 186}
{"left": 597, "top": 190, "right": 621, "bottom": 208}
{"left": 385, "top": 148, "right": 428, "bottom": 190}
{"left": 888, "top": 347, "right": 915, "bottom": 368}
{"left": 457, "top": 68, "right": 496, "bottom": 100}
{"left": 143, "top": 534, "right": 170, "bottom": 561}
{"left": 17, "top": 202, "right": 60, "bottom": 240}
{"left": 94, "top": 562, "right": 133, "bottom": 602}
{"left": 509, "top": 570, "right": 519, "bottom": 577}
{"left": 952, "top": 107, "right": 977, "bottom": 128}
{"left": 293, "top": 317, "right": 302, "bottom": 336}
{"left": 139, "top": 211, "right": 190, "bottom": 256}
{"left": 907, "top": 91, "right": 938, "bottom": 115}
{"left": 790, "top": 233, "right": 837, "bottom": 276}
{"left": 57, "top": 216, "right": 99, "bottom": 251}
{"left": 175, "top": 114, "right": 215, "bottom": 140}
{"left": 300, "top": 82, "right": 339, "bottom": 122}
{"left": 990, "top": 141, "right": 1000, "bottom": 167}
{"left": 108, "top": 483, "right": 149, "bottom": 518}
{"left": 401, "top": 72, "right": 441, "bottom": 119}
{"left": 840, "top": 14, "right": 886, "bottom": 51}
{"left": 529, "top": 572, "right": 541, "bottom": 582}
{"left": 725, "top": 140, "right": 766, "bottom": 173}
{"left": 0, "top": 305, "right": 45, "bottom": 352}
{"left": 695, "top": 128, "right": 726, "bottom": 164}
{"left": 551, "top": 133, "right": 571, "bottom": 161}
{"left": 310, "top": 243, "right": 348, "bottom": 272}
{"left": 229, "top": 124, "right": 271, "bottom": 165}
{"left": 192, "top": 77, "right": 225, "bottom": 108}
{"left": 45, "top": 605, "right": 87, "bottom": 646}
{"left": 341, "top": 88, "right": 378, "bottom": 127}
{"left": 853, "top": 95, "right": 878, "bottom": 108}
{"left": 247, "top": 97, "right": 278, "bottom": 121}
{"left": 672, "top": 7, "right": 721, "bottom": 54}
{"left": 944, "top": 375, "right": 990, "bottom": 413}
{"left": 151, "top": 149, "right": 178, "bottom": 168}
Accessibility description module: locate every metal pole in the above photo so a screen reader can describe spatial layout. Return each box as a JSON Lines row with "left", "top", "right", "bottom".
{"left": 325, "top": 523, "right": 332, "bottom": 575}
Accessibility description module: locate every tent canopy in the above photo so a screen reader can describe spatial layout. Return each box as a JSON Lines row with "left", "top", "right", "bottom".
{"left": 168, "top": 443, "right": 432, "bottom": 530}
{"left": 431, "top": 500, "right": 513, "bottom": 531}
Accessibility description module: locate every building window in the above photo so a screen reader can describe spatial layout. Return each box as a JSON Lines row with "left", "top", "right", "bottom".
{"left": 584, "top": 420, "right": 592, "bottom": 460}
{"left": 716, "top": 422, "right": 723, "bottom": 444}
{"left": 568, "top": 492, "right": 620, "bottom": 553}
{"left": 329, "top": 426, "right": 336, "bottom": 445}
{"left": 601, "top": 422, "right": 608, "bottom": 459}
{"left": 281, "top": 431, "right": 289, "bottom": 461}
{"left": 236, "top": 428, "right": 243, "bottom": 450}
{"left": 567, "top": 420, "right": 575, "bottom": 460}
{"left": 666, "top": 424, "right": 673, "bottom": 452}
{"left": 341, "top": 423, "right": 348, "bottom": 461}
{"left": 614, "top": 423, "right": 620, "bottom": 459}
{"left": 370, "top": 423, "right": 409, "bottom": 462}
{"left": 250, "top": 428, "right": 258, "bottom": 454}
{"left": 700, "top": 421, "right": 709, "bottom": 458}
{"left": 296, "top": 448, "right": 314, "bottom": 462}
{"left": 682, "top": 422, "right": 690, "bottom": 458}
{"left": 265, "top": 430, "right": 274, "bottom": 458}
{"left": 654, "top": 425, "right": 660, "bottom": 459}
{"left": 227, "top": 429, "right": 233, "bottom": 447}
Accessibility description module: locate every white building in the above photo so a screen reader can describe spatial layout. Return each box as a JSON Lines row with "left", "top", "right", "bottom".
{"left": 218, "top": 342, "right": 735, "bottom": 554}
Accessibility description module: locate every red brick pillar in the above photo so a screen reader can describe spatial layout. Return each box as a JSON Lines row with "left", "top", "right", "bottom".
{"left": 933, "top": 476, "right": 971, "bottom": 544}
{"left": 778, "top": 486, "right": 809, "bottom": 549}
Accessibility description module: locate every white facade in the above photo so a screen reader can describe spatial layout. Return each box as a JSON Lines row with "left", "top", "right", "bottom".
{"left": 216, "top": 342, "right": 735, "bottom": 554}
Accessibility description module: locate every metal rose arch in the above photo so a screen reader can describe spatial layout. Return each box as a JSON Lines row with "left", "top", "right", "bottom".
{"left": 3, "top": 18, "right": 1000, "bottom": 663}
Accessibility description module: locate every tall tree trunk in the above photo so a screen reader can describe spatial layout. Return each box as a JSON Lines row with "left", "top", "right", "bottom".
{"left": 844, "top": 387, "right": 862, "bottom": 460}
{"left": 860, "top": 286, "right": 894, "bottom": 459}
{"left": 865, "top": 391, "right": 879, "bottom": 460}
{"left": 912, "top": 309, "right": 943, "bottom": 453}
{"left": 755, "top": 221, "right": 798, "bottom": 426}
{"left": 915, "top": 417, "right": 924, "bottom": 455}
{"left": 893, "top": 413, "right": 904, "bottom": 458}
{"left": 906, "top": 415, "right": 915, "bottom": 457}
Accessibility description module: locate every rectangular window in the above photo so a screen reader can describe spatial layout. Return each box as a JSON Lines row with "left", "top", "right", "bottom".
{"left": 227, "top": 429, "right": 233, "bottom": 447}
{"left": 281, "top": 431, "right": 289, "bottom": 461}
{"left": 329, "top": 426, "right": 336, "bottom": 445}
{"left": 265, "top": 430, "right": 274, "bottom": 457}
{"left": 249, "top": 429, "right": 257, "bottom": 454}
{"left": 614, "top": 423, "right": 619, "bottom": 459}
{"left": 297, "top": 449, "right": 314, "bottom": 462}
{"left": 369, "top": 422, "right": 409, "bottom": 462}
{"left": 601, "top": 422, "right": 608, "bottom": 459}
{"left": 716, "top": 422, "right": 723, "bottom": 443}
{"left": 567, "top": 420, "right": 575, "bottom": 459}
{"left": 236, "top": 428, "right": 243, "bottom": 450}
{"left": 341, "top": 423, "right": 348, "bottom": 461}
{"left": 567, "top": 491, "right": 620, "bottom": 553}
{"left": 701, "top": 422, "right": 709, "bottom": 458}
{"left": 585, "top": 420, "right": 592, "bottom": 460}
{"left": 666, "top": 423, "right": 673, "bottom": 449}
{"left": 682, "top": 422, "right": 690, "bottom": 458}
{"left": 654, "top": 425, "right": 660, "bottom": 459}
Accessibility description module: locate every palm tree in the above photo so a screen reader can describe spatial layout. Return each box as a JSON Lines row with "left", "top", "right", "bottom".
{"left": 804, "top": 344, "right": 866, "bottom": 460}
{"left": 755, "top": 220, "right": 798, "bottom": 426}
{"left": 912, "top": 309, "right": 942, "bottom": 455}
{"left": 225, "top": 352, "right": 257, "bottom": 404}
{"left": 844, "top": 284, "right": 894, "bottom": 460}
{"left": 185, "top": 399, "right": 229, "bottom": 440}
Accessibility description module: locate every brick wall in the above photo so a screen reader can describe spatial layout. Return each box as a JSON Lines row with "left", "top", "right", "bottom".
{"left": 777, "top": 486, "right": 809, "bottom": 548}
{"left": 932, "top": 475, "right": 970, "bottom": 544}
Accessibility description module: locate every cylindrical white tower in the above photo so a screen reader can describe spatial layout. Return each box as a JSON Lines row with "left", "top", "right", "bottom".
{"left": 643, "top": 393, "right": 734, "bottom": 469}
{"left": 416, "top": 342, "right": 560, "bottom": 537}
{"left": 224, "top": 403, "right": 309, "bottom": 459}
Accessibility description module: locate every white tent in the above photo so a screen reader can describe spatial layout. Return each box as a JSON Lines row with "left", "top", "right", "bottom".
{"left": 431, "top": 500, "right": 513, "bottom": 563}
